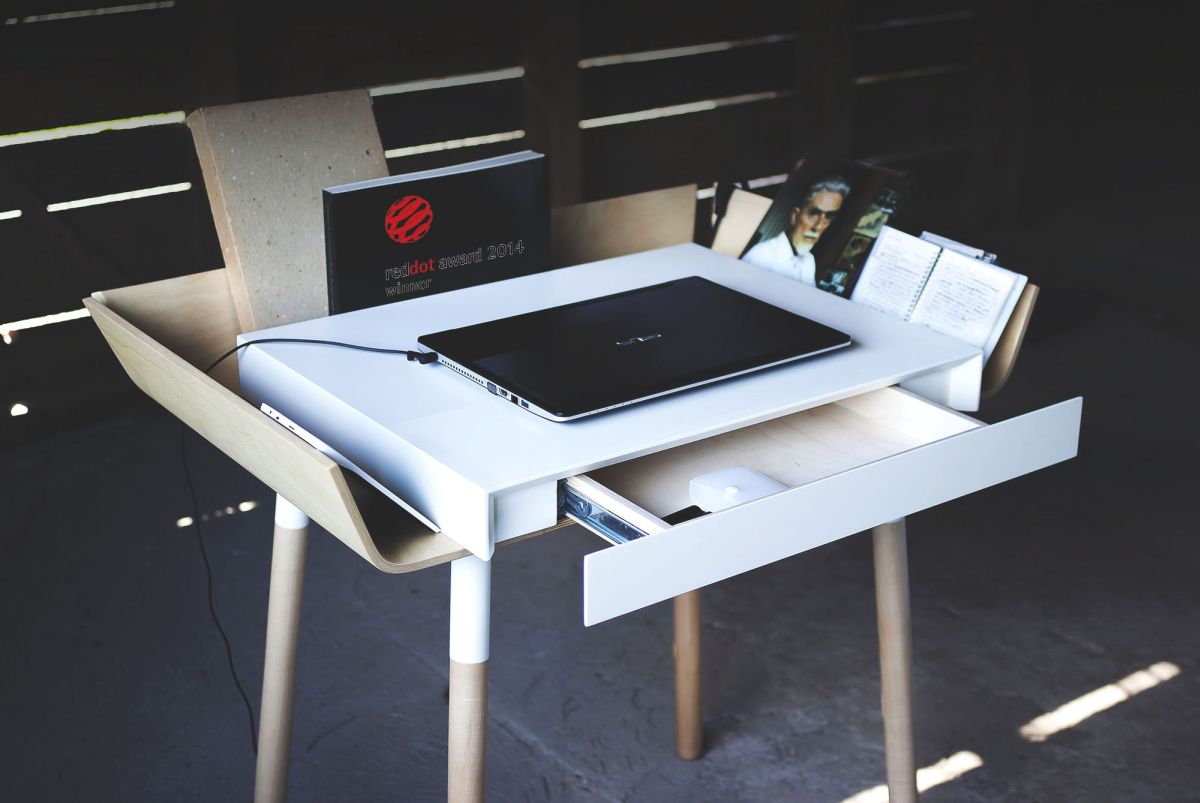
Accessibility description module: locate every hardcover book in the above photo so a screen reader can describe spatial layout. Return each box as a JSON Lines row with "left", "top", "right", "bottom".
{"left": 323, "top": 151, "right": 549, "bottom": 314}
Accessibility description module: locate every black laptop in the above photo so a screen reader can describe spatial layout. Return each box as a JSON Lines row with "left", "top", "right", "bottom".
{"left": 418, "top": 276, "right": 851, "bottom": 421}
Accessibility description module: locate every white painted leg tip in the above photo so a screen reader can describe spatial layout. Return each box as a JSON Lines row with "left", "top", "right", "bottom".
{"left": 274, "top": 494, "right": 310, "bottom": 529}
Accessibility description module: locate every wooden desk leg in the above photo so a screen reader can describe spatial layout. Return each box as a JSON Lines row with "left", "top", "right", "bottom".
{"left": 448, "top": 554, "right": 491, "bottom": 803}
{"left": 255, "top": 494, "right": 310, "bottom": 803}
{"left": 872, "top": 518, "right": 918, "bottom": 803}
{"left": 673, "top": 590, "right": 703, "bottom": 760}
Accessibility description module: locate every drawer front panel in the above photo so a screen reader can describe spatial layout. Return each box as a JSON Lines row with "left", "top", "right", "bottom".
{"left": 582, "top": 397, "right": 1081, "bottom": 625}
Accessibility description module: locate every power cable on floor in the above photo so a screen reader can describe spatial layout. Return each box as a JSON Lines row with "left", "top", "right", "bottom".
{"left": 179, "top": 338, "right": 438, "bottom": 756}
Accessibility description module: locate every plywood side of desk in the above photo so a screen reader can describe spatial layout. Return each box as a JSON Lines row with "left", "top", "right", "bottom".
{"left": 711, "top": 188, "right": 772, "bottom": 257}
{"left": 85, "top": 279, "right": 474, "bottom": 573}
{"left": 982, "top": 282, "right": 1039, "bottom": 400}
{"left": 97, "top": 268, "right": 244, "bottom": 392}
{"left": 550, "top": 184, "right": 697, "bottom": 268}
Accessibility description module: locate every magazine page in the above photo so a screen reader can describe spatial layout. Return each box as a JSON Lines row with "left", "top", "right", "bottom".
{"left": 738, "top": 157, "right": 902, "bottom": 289}
{"left": 818, "top": 175, "right": 911, "bottom": 297}
{"left": 909, "top": 248, "right": 1027, "bottom": 359}
{"left": 849, "top": 226, "right": 940, "bottom": 319}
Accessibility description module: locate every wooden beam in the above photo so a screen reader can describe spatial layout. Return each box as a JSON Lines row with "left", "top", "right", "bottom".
{"left": 969, "top": 0, "right": 1035, "bottom": 232}
{"left": 521, "top": 0, "right": 583, "bottom": 205}
{"left": 793, "top": 3, "right": 856, "bottom": 158}
{"left": 178, "top": 0, "right": 241, "bottom": 109}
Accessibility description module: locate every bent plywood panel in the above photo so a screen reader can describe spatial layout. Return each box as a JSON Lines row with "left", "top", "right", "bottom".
{"left": 86, "top": 276, "right": 472, "bottom": 573}
{"left": 550, "top": 184, "right": 697, "bottom": 268}
{"left": 710, "top": 188, "right": 771, "bottom": 258}
{"left": 982, "top": 283, "right": 1039, "bottom": 400}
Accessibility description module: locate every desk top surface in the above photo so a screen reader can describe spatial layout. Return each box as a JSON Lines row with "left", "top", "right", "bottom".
{"left": 239, "top": 244, "right": 979, "bottom": 496}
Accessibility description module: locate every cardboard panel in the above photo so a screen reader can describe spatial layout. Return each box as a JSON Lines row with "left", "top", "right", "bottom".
{"left": 187, "top": 90, "right": 387, "bottom": 331}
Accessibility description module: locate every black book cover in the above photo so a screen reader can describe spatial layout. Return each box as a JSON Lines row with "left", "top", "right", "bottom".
{"left": 323, "top": 151, "right": 549, "bottom": 314}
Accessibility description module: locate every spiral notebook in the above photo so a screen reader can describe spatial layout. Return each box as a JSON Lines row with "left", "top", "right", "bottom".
{"left": 850, "top": 226, "right": 1026, "bottom": 362}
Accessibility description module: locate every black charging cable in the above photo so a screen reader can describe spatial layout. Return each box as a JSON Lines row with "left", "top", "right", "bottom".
{"left": 203, "top": 337, "right": 438, "bottom": 374}
{"left": 182, "top": 337, "right": 437, "bottom": 756}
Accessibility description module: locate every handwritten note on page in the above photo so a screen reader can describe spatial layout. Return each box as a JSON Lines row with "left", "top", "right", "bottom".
{"left": 850, "top": 227, "right": 940, "bottom": 318}
{"left": 910, "top": 249, "right": 1026, "bottom": 359}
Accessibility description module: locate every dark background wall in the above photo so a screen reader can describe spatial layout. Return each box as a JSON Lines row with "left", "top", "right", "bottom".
{"left": 1, "top": 0, "right": 1195, "bottom": 447}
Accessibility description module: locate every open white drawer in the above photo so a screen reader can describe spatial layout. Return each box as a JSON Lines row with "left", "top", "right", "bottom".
{"left": 565, "top": 387, "right": 1082, "bottom": 625}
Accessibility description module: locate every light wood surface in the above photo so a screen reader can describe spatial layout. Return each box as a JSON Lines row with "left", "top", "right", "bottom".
{"left": 95, "top": 268, "right": 243, "bottom": 390}
{"left": 448, "top": 660, "right": 488, "bottom": 803}
{"left": 982, "top": 282, "right": 1039, "bottom": 400}
{"left": 188, "top": 90, "right": 388, "bottom": 331}
{"left": 85, "top": 283, "right": 513, "bottom": 573}
{"left": 710, "top": 188, "right": 772, "bottom": 257}
{"left": 255, "top": 514, "right": 309, "bottom": 803}
{"left": 550, "top": 184, "right": 697, "bottom": 268}
{"left": 873, "top": 519, "right": 918, "bottom": 803}
{"left": 584, "top": 386, "right": 979, "bottom": 520}
{"left": 673, "top": 590, "right": 703, "bottom": 760}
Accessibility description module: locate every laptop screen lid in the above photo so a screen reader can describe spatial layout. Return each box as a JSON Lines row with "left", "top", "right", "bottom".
{"left": 419, "top": 276, "right": 851, "bottom": 421}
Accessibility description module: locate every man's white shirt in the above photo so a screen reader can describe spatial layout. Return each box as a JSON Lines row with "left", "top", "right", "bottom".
{"left": 741, "top": 231, "right": 816, "bottom": 285}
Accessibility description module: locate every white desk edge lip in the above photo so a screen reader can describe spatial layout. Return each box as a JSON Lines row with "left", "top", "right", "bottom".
{"left": 238, "top": 243, "right": 984, "bottom": 559}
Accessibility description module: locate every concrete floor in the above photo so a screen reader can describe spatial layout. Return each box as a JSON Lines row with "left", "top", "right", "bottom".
{"left": 3, "top": 181, "right": 1199, "bottom": 801}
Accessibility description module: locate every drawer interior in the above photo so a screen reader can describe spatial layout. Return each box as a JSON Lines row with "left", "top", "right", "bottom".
{"left": 577, "top": 389, "right": 1080, "bottom": 624}
{"left": 568, "top": 387, "right": 980, "bottom": 533}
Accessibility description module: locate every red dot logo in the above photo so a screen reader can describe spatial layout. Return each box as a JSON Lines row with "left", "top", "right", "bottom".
{"left": 384, "top": 195, "right": 433, "bottom": 244}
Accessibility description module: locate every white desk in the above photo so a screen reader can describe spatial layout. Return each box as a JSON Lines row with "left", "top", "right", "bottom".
{"left": 238, "top": 243, "right": 1081, "bottom": 801}
{"left": 238, "top": 244, "right": 988, "bottom": 557}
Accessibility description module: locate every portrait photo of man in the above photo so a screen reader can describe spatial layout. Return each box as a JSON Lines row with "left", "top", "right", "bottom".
{"left": 741, "top": 175, "right": 851, "bottom": 285}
